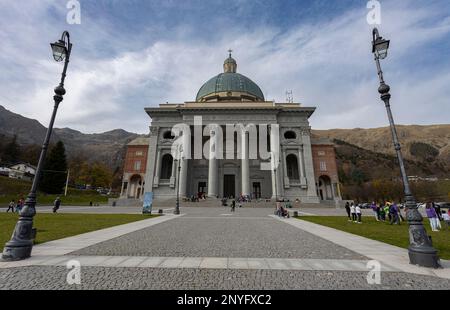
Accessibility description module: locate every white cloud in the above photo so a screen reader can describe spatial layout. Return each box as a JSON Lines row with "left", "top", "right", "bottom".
{"left": 0, "top": 0, "right": 449, "bottom": 134}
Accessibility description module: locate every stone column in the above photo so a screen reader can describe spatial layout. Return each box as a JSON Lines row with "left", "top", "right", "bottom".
{"left": 120, "top": 180, "right": 125, "bottom": 197}
{"left": 208, "top": 128, "right": 218, "bottom": 197}
{"left": 282, "top": 148, "right": 289, "bottom": 188}
{"left": 269, "top": 124, "right": 282, "bottom": 199}
{"left": 331, "top": 182, "right": 336, "bottom": 199}
{"left": 153, "top": 149, "right": 161, "bottom": 187}
{"left": 301, "top": 128, "right": 319, "bottom": 202}
{"left": 241, "top": 131, "right": 250, "bottom": 196}
{"left": 336, "top": 182, "right": 342, "bottom": 199}
{"left": 298, "top": 146, "right": 307, "bottom": 187}
{"left": 143, "top": 126, "right": 159, "bottom": 195}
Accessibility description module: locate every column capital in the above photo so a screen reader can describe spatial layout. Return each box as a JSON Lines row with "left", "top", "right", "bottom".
{"left": 149, "top": 126, "right": 159, "bottom": 136}
{"left": 300, "top": 126, "right": 311, "bottom": 136}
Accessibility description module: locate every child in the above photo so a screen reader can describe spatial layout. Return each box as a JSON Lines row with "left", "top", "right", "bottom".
{"left": 350, "top": 203, "right": 356, "bottom": 222}
{"left": 355, "top": 204, "right": 362, "bottom": 223}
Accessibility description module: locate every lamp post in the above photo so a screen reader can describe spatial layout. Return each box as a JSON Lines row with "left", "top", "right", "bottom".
{"left": 371, "top": 28, "right": 440, "bottom": 268}
{"left": 174, "top": 157, "right": 181, "bottom": 215}
{"left": 2, "top": 31, "right": 72, "bottom": 261}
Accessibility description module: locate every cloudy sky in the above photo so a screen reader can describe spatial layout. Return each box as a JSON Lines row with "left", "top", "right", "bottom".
{"left": 1, "top": 0, "right": 449, "bottom": 134}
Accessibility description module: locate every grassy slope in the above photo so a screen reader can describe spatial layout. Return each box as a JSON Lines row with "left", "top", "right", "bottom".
{"left": 0, "top": 176, "right": 110, "bottom": 206}
{"left": 0, "top": 213, "right": 156, "bottom": 252}
{"left": 298, "top": 216, "right": 450, "bottom": 260}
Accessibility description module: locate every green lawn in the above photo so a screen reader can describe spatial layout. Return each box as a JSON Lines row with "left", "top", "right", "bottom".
{"left": 0, "top": 213, "right": 157, "bottom": 252}
{"left": 297, "top": 216, "right": 450, "bottom": 260}
{"left": 0, "top": 176, "right": 113, "bottom": 206}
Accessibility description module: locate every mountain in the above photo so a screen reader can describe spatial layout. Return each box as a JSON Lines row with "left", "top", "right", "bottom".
{"left": 0, "top": 105, "right": 140, "bottom": 168}
{"left": 312, "top": 125, "right": 450, "bottom": 177}
{"left": 1, "top": 104, "right": 449, "bottom": 178}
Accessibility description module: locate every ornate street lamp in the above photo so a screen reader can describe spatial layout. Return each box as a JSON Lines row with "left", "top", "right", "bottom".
{"left": 174, "top": 158, "right": 182, "bottom": 215}
{"left": 173, "top": 145, "right": 183, "bottom": 215}
{"left": 2, "top": 31, "right": 73, "bottom": 261}
{"left": 371, "top": 28, "right": 440, "bottom": 268}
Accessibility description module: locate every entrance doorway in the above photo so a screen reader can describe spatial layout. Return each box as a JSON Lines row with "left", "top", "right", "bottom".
{"left": 198, "top": 182, "right": 206, "bottom": 195}
{"left": 252, "top": 182, "right": 261, "bottom": 199}
{"left": 223, "top": 175, "right": 235, "bottom": 198}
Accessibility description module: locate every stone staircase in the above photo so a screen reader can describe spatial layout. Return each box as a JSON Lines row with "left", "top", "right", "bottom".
{"left": 110, "top": 197, "right": 339, "bottom": 209}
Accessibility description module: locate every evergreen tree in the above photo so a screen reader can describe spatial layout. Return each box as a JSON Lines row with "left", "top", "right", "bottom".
{"left": 40, "top": 141, "right": 68, "bottom": 194}
{"left": 2, "top": 135, "right": 20, "bottom": 164}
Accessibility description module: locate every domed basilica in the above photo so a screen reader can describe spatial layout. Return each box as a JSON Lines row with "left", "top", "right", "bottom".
{"left": 119, "top": 53, "right": 341, "bottom": 205}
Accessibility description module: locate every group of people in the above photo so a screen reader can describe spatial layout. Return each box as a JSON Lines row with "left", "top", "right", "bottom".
{"left": 345, "top": 200, "right": 450, "bottom": 231}
{"left": 275, "top": 202, "right": 290, "bottom": 218}
{"left": 6, "top": 197, "right": 25, "bottom": 213}
{"left": 345, "top": 202, "right": 363, "bottom": 223}
{"left": 369, "top": 201, "right": 404, "bottom": 225}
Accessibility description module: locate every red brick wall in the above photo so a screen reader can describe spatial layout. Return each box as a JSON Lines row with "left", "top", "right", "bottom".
{"left": 311, "top": 144, "right": 339, "bottom": 183}
{"left": 123, "top": 145, "right": 149, "bottom": 174}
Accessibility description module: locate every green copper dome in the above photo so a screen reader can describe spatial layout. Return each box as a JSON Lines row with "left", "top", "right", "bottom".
{"left": 195, "top": 54, "right": 265, "bottom": 102}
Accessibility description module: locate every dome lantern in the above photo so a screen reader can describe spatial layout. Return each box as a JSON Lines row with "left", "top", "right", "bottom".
{"left": 223, "top": 49, "right": 237, "bottom": 73}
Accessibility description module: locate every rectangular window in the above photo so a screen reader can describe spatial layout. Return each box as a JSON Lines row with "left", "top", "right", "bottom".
{"left": 320, "top": 161, "right": 327, "bottom": 171}
{"left": 136, "top": 151, "right": 143, "bottom": 156}
{"left": 134, "top": 161, "right": 141, "bottom": 171}
{"left": 318, "top": 151, "right": 325, "bottom": 156}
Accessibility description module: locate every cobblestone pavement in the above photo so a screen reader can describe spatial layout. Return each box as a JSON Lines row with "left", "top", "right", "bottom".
{"left": 1, "top": 207, "right": 447, "bottom": 290}
{"left": 1, "top": 266, "right": 449, "bottom": 290}
{"left": 71, "top": 208, "right": 366, "bottom": 259}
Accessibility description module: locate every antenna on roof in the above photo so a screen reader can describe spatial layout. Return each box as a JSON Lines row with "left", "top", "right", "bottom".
{"left": 286, "top": 90, "right": 293, "bottom": 103}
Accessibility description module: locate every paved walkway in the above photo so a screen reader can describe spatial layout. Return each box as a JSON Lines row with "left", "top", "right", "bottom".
{"left": 0, "top": 207, "right": 449, "bottom": 289}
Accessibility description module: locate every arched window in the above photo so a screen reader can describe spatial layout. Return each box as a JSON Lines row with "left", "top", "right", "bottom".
{"left": 286, "top": 154, "right": 299, "bottom": 180}
{"left": 284, "top": 131, "right": 296, "bottom": 139}
{"left": 160, "top": 154, "right": 173, "bottom": 179}
{"left": 163, "top": 131, "right": 175, "bottom": 139}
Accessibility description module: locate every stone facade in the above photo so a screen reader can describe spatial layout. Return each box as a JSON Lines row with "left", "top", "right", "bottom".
{"left": 120, "top": 55, "right": 341, "bottom": 204}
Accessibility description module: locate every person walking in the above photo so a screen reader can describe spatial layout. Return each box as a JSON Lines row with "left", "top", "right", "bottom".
{"left": 230, "top": 199, "right": 236, "bottom": 213}
{"left": 6, "top": 200, "right": 15, "bottom": 212}
{"left": 350, "top": 203, "right": 357, "bottom": 222}
{"left": 53, "top": 197, "right": 61, "bottom": 213}
{"left": 432, "top": 201, "right": 442, "bottom": 221}
{"left": 370, "top": 201, "right": 379, "bottom": 221}
{"left": 389, "top": 202, "right": 400, "bottom": 225}
{"left": 425, "top": 202, "right": 439, "bottom": 232}
{"left": 355, "top": 204, "right": 362, "bottom": 224}
{"left": 345, "top": 202, "right": 351, "bottom": 221}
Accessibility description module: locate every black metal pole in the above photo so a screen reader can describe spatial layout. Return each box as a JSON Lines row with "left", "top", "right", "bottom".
{"left": 372, "top": 28, "right": 440, "bottom": 268}
{"left": 174, "top": 159, "right": 181, "bottom": 215}
{"left": 274, "top": 167, "right": 278, "bottom": 202}
{"left": 2, "top": 32, "right": 72, "bottom": 261}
